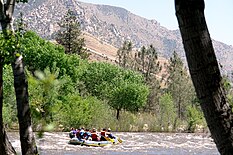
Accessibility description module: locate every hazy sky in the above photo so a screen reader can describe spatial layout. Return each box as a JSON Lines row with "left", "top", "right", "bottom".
{"left": 79, "top": 0, "right": 232, "bottom": 45}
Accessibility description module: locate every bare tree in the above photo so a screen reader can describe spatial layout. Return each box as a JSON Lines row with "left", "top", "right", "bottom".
{"left": 175, "top": 0, "right": 233, "bottom": 154}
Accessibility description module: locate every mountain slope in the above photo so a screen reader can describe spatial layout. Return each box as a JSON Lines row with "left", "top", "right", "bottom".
{"left": 15, "top": 0, "right": 233, "bottom": 73}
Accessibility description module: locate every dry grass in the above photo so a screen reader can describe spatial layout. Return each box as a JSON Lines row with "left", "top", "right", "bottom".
{"left": 83, "top": 32, "right": 168, "bottom": 68}
{"left": 83, "top": 33, "right": 117, "bottom": 57}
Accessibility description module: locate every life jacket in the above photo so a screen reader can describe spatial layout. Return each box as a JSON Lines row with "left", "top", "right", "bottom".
{"left": 76, "top": 131, "right": 81, "bottom": 139}
{"left": 91, "top": 133, "right": 99, "bottom": 141}
{"left": 100, "top": 131, "right": 106, "bottom": 137}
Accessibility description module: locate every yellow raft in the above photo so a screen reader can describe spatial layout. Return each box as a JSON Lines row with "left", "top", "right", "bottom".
{"left": 69, "top": 136, "right": 122, "bottom": 147}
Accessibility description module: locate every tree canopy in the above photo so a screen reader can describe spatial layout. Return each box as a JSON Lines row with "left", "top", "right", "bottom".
{"left": 80, "top": 62, "right": 149, "bottom": 119}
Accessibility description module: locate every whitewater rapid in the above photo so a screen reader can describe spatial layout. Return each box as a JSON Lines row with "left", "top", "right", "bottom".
{"left": 8, "top": 132, "right": 219, "bottom": 155}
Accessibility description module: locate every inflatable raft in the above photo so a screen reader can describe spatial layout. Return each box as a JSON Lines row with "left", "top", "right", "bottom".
{"left": 69, "top": 137, "right": 122, "bottom": 147}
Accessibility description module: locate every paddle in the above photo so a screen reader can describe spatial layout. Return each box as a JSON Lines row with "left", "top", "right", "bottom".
{"left": 103, "top": 136, "right": 115, "bottom": 143}
{"left": 117, "top": 137, "right": 123, "bottom": 143}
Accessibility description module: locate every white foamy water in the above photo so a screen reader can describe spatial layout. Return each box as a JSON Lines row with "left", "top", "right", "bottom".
{"left": 8, "top": 132, "right": 219, "bottom": 155}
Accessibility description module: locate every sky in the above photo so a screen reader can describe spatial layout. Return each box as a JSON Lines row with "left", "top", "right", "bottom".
{"left": 79, "top": 0, "right": 233, "bottom": 46}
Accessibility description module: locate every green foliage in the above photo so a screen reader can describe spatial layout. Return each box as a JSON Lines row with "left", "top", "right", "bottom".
{"left": 28, "top": 67, "right": 63, "bottom": 124}
{"left": 186, "top": 105, "right": 204, "bottom": 132}
{"left": 106, "top": 77, "right": 149, "bottom": 112}
{"left": 0, "top": 32, "right": 21, "bottom": 64}
{"left": 165, "top": 51, "right": 196, "bottom": 121}
{"left": 56, "top": 95, "right": 114, "bottom": 129}
{"left": 222, "top": 75, "right": 232, "bottom": 92}
{"left": 80, "top": 62, "right": 149, "bottom": 119}
{"left": 135, "top": 44, "right": 162, "bottom": 83}
{"left": 55, "top": 9, "right": 89, "bottom": 59}
{"left": 222, "top": 75, "right": 233, "bottom": 109}
{"left": 1, "top": 29, "right": 208, "bottom": 132}
{"left": 3, "top": 65, "right": 17, "bottom": 126}
{"left": 159, "top": 93, "right": 177, "bottom": 131}
{"left": 133, "top": 45, "right": 162, "bottom": 112}
{"left": 2, "top": 105, "right": 12, "bottom": 127}
{"left": 117, "top": 41, "right": 133, "bottom": 68}
{"left": 79, "top": 62, "right": 121, "bottom": 97}
{"left": 21, "top": 31, "right": 87, "bottom": 82}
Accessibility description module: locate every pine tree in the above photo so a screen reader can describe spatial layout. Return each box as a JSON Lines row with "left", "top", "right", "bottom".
{"left": 56, "top": 9, "right": 89, "bottom": 59}
{"left": 116, "top": 41, "right": 133, "bottom": 69}
{"left": 165, "top": 51, "right": 195, "bottom": 124}
{"left": 135, "top": 44, "right": 161, "bottom": 83}
{"left": 134, "top": 45, "right": 162, "bottom": 112}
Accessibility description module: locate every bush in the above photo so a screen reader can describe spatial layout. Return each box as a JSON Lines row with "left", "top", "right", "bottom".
{"left": 55, "top": 95, "right": 115, "bottom": 129}
{"left": 186, "top": 105, "right": 204, "bottom": 132}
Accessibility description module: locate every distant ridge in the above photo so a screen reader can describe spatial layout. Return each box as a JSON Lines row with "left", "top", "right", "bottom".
{"left": 14, "top": 0, "right": 233, "bottom": 74}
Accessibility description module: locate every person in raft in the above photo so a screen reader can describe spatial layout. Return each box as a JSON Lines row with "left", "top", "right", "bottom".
{"left": 69, "top": 127, "right": 76, "bottom": 139}
{"left": 91, "top": 128, "right": 100, "bottom": 141}
{"left": 75, "top": 128, "right": 82, "bottom": 140}
{"left": 100, "top": 128, "right": 107, "bottom": 141}
{"left": 83, "top": 128, "right": 92, "bottom": 140}
{"left": 106, "top": 128, "right": 116, "bottom": 139}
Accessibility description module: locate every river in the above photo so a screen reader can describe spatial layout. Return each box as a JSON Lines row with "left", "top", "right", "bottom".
{"left": 8, "top": 132, "right": 219, "bottom": 155}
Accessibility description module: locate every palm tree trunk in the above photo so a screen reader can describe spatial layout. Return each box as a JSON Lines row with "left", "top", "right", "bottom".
{"left": 12, "top": 55, "right": 38, "bottom": 155}
{"left": 0, "top": 61, "right": 16, "bottom": 155}
{"left": 175, "top": 0, "right": 233, "bottom": 154}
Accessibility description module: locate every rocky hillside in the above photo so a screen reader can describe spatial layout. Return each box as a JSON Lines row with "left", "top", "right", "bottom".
{"left": 14, "top": 0, "right": 233, "bottom": 73}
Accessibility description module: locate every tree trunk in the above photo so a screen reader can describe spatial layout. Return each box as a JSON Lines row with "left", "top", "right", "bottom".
{"left": 175, "top": 0, "right": 233, "bottom": 154}
{"left": 12, "top": 56, "right": 38, "bottom": 155}
{"left": 0, "top": 0, "right": 38, "bottom": 154}
{"left": 0, "top": 1, "right": 17, "bottom": 153}
{"left": 0, "top": 62, "right": 16, "bottom": 155}
{"left": 116, "top": 109, "right": 120, "bottom": 120}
